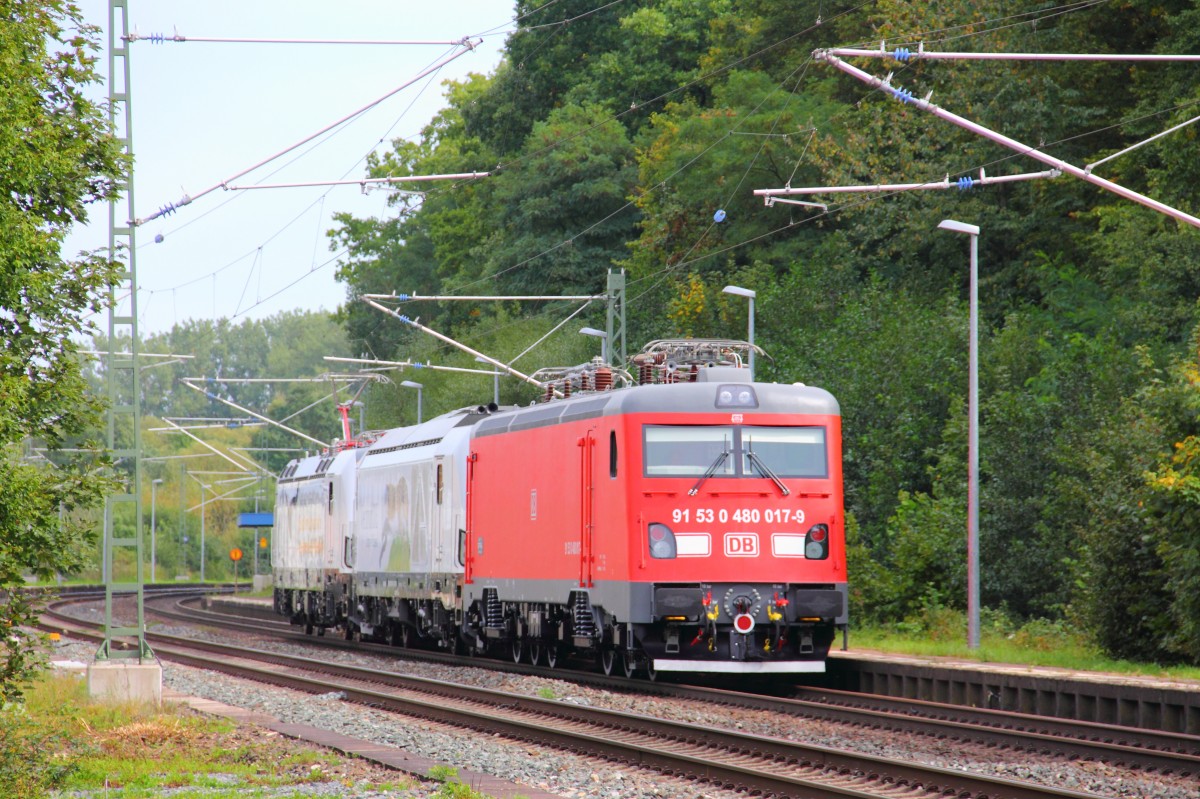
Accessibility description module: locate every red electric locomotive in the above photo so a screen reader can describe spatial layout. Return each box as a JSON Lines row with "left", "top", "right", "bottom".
{"left": 461, "top": 340, "right": 847, "bottom": 675}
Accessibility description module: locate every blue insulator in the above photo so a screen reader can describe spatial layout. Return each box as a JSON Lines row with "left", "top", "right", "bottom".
{"left": 893, "top": 47, "right": 911, "bottom": 61}
{"left": 413, "top": 362, "right": 425, "bottom": 369}
{"left": 713, "top": 209, "right": 726, "bottom": 223}
{"left": 890, "top": 86, "right": 915, "bottom": 103}
{"left": 150, "top": 32, "right": 165, "bottom": 44}
{"left": 396, "top": 293, "right": 410, "bottom": 301}
{"left": 399, "top": 315, "right": 412, "bottom": 323}
{"left": 957, "top": 176, "right": 975, "bottom": 190}
{"left": 157, "top": 201, "right": 176, "bottom": 217}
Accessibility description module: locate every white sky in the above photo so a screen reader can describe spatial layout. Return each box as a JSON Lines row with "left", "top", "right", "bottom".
{"left": 69, "top": 1, "right": 512, "bottom": 335}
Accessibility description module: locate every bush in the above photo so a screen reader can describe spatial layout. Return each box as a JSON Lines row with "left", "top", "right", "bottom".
{"left": 0, "top": 703, "right": 75, "bottom": 799}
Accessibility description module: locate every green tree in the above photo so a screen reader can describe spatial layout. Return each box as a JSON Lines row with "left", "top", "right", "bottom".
{"left": 1127, "top": 327, "right": 1200, "bottom": 662}
{"left": 462, "top": 0, "right": 636, "bottom": 154}
{"left": 0, "top": 0, "right": 124, "bottom": 702}
{"left": 485, "top": 103, "right": 639, "bottom": 298}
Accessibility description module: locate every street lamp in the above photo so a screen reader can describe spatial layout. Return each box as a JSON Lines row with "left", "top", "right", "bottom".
{"left": 938, "top": 218, "right": 981, "bottom": 650}
{"left": 579, "top": 326, "right": 608, "bottom": 364}
{"left": 474, "top": 357, "right": 499, "bottom": 405}
{"left": 722, "top": 285, "right": 756, "bottom": 378}
{"left": 185, "top": 472, "right": 212, "bottom": 583}
{"left": 401, "top": 380, "right": 424, "bottom": 423}
{"left": 150, "top": 478, "right": 164, "bottom": 583}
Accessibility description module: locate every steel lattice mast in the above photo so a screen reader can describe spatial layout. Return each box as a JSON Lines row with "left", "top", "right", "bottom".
{"left": 97, "top": 0, "right": 151, "bottom": 663}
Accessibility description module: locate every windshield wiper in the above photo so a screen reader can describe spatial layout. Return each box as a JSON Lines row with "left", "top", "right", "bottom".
{"left": 688, "top": 449, "right": 730, "bottom": 496}
{"left": 745, "top": 446, "right": 790, "bottom": 496}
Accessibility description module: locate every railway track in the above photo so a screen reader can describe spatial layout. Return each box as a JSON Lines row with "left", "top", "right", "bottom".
{"left": 47, "top": 600, "right": 1111, "bottom": 799}
{"left": 132, "top": 592, "right": 1200, "bottom": 779}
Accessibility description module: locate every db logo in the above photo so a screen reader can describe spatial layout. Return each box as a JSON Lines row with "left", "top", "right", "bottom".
{"left": 724, "top": 532, "right": 759, "bottom": 557}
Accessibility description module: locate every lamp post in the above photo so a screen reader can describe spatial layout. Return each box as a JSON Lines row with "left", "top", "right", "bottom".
{"left": 938, "top": 218, "right": 981, "bottom": 650}
{"left": 579, "top": 326, "right": 608, "bottom": 364}
{"left": 401, "top": 380, "right": 424, "bottom": 423}
{"left": 149, "top": 478, "right": 163, "bottom": 583}
{"left": 474, "top": 356, "right": 499, "bottom": 404}
{"left": 185, "top": 472, "right": 211, "bottom": 583}
{"left": 721, "top": 285, "right": 756, "bottom": 378}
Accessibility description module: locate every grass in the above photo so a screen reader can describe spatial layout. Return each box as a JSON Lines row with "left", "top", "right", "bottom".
{"left": 850, "top": 608, "right": 1200, "bottom": 681}
{"left": 2, "top": 673, "right": 418, "bottom": 799}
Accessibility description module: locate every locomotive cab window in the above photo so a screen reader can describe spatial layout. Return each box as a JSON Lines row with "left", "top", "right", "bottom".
{"left": 643, "top": 427, "right": 734, "bottom": 476}
{"left": 741, "top": 426, "right": 828, "bottom": 478}
{"left": 643, "top": 425, "right": 827, "bottom": 479}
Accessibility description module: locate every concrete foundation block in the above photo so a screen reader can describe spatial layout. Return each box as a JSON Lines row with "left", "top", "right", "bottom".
{"left": 86, "top": 660, "right": 163, "bottom": 706}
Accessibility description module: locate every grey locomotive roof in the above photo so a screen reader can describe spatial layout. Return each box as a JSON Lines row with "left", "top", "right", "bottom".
{"left": 473, "top": 381, "right": 839, "bottom": 439}
{"left": 278, "top": 446, "right": 358, "bottom": 484}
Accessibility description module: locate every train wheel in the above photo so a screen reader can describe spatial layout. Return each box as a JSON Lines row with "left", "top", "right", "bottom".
{"left": 545, "top": 645, "right": 560, "bottom": 669}
{"left": 644, "top": 657, "right": 658, "bottom": 682}
{"left": 511, "top": 638, "right": 525, "bottom": 664}
{"left": 600, "top": 648, "right": 617, "bottom": 676}
{"left": 621, "top": 651, "right": 636, "bottom": 678}
{"left": 529, "top": 641, "right": 543, "bottom": 666}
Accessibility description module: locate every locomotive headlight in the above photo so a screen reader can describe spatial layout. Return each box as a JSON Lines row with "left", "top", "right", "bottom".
{"left": 648, "top": 522, "right": 677, "bottom": 559}
{"left": 804, "top": 524, "right": 829, "bottom": 560}
{"left": 714, "top": 384, "right": 758, "bottom": 409}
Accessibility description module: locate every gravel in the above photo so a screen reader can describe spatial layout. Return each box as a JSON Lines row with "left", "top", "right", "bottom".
{"left": 49, "top": 606, "right": 1200, "bottom": 799}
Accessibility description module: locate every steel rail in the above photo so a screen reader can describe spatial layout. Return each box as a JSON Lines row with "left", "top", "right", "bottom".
{"left": 48, "top": 609, "right": 1098, "bottom": 799}
{"left": 135, "top": 595, "right": 1200, "bottom": 775}
{"left": 790, "top": 685, "right": 1200, "bottom": 759}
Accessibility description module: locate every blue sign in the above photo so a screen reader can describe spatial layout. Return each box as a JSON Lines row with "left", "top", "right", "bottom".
{"left": 237, "top": 512, "right": 274, "bottom": 528}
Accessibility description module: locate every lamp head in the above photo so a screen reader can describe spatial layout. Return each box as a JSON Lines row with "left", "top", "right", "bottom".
{"left": 722, "top": 285, "right": 756, "bottom": 299}
{"left": 938, "top": 219, "right": 980, "bottom": 236}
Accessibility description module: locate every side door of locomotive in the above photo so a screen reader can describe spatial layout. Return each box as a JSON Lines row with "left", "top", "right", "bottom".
{"left": 578, "top": 427, "right": 596, "bottom": 588}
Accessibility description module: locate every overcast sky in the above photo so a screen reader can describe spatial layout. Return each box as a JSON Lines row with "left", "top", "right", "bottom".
{"left": 69, "top": 1, "right": 512, "bottom": 335}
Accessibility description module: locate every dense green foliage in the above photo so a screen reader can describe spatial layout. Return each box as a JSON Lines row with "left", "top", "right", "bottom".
{"left": 0, "top": 1, "right": 124, "bottom": 701}
{"left": 328, "top": 0, "right": 1200, "bottom": 664}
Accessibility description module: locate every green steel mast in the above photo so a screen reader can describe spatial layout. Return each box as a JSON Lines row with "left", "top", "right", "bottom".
{"left": 97, "top": 0, "right": 151, "bottom": 662}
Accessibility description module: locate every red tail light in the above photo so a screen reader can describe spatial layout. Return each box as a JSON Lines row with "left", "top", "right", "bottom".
{"left": 805, "top": 524, "right": 829, "bottom": 559}
{"left": 648, "top": 523, "right": 677, "bottom": 559}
